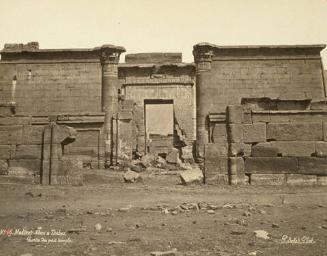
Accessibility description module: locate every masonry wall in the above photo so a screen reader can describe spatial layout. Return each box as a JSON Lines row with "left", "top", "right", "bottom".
{"left": 0, "top": 62, "right": 102, "bottom": 114}
{"left": 208, "top": 58, "right": 325, "bottom": 113}
{"left": 204, "top": 98, "right": 327, "bottom": 186}
{"left": 0, "top": 107, "right": 105, "bottom": 183}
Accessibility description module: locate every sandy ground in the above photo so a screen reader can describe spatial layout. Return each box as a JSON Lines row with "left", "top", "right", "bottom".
{"left": 0, "top": 170, "right": 326, "bottom": 256}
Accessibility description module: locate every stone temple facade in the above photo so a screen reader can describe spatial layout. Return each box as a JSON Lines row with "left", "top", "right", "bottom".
{"left": 0, "top": 41, "right": 327, "bottom": 186}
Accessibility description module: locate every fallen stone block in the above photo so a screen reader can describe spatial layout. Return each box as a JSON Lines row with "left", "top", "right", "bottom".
{"left": 254, "top": 230, "right": 270, "bottom": 240}
{"left": 267, "top": 122, "right": 323, "bottom": 141}
{"left": 251, "top": 174, "right": 286, "bottom": 185}
{"left": 245, "top": 157, "right": 298, "bottom": 174}
{"left": 286, "top": 174, "right": 317, "bottom": 186}
{"left": 0, "top": 160, "right": 8, "bottom": 175}
{"left": 140, "top": 153, "right": 156, "bottom": 167}
{"left": 181, "top": 145, "right": 193, "bottom": 162}
{"left": 166, "top": 148, "right": 180, "bottom": 164}
{"left": 123, "top": 170, "right": 142, "bottom": 183}
{"left": 298, "top": 157, "right": 327, "bottom": 175}
{"left": 243, "top": 123, "right": 266, "bottom": 143}
{"left": 180, "top": 168, "right": 203, "bottom": 185}
{"left": 317, "top": 176, "right": 327, "bottom": 186}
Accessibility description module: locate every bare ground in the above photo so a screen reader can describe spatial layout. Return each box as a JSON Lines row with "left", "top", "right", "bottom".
{"left": 0, "top": 170, "right": 326, "bottom": 256}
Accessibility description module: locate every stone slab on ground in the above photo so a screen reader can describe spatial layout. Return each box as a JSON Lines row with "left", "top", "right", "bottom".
{"left": 123, "top": 170, "right": 142, "bottom": 183}
{"left": 180, "top": 168, "right": 203, "bottom": 185}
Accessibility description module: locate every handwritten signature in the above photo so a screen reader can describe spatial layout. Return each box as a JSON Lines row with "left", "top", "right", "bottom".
{"left": 280, "top": 235, "right": 316, "bottom": 244}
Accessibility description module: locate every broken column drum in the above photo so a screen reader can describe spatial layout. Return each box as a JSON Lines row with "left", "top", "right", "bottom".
{"left": 95, "top": 45, "right": 126, "bottom": 167}
{"left": 193, "top": 45, "right": 213, "bottom": 161}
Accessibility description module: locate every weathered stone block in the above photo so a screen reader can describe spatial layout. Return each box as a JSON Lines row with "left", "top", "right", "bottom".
{"left": 272, "top": 141, "right": 315, "bottom": 157}
{"left": 205, "top": 157, "right": 228, "bottom": 174}
{"left": 212, "top": 124, "right": 227, "bottom": 142}
{"left": 15, "top": 145, "right": 42, "bottom": 159}
{"left": 227, "top": 124, "right": 243, "bottom": 143}
{"left": 9, "top": 159, "right": 41, "bottom": 174}
{"left": 267, "top": 122, "right": 323, "bottom": 141}
{"left": 0, "top": 145, "right": 15, "bottom": 159}
{"left": 166, "top": 148, "right": 180, "bottom": 164}
{"left": 123, "top": 170, "right": 142, "bottom": 183}
{"left": 298, "top": 157, "right": 327, "bottom": 175}
{"left": 205, "top": 157, "right": 228, "bottom": 184}
{"left": 251, "top": 174, "right": 286, "bottom": 185}
{"left": 243, "top": 111, "right": 252, "bottom": 124}
{"left": 228, "top": 157, "right": 244, "bottom": 175}
{"left": 286, "top": 174, "right": 317, "bottom": 186}
{"left": 251, "top": 113, "right": 270, "bottom": 123}
{"left": 229, "top": 143, "right": 251, "bottom": 157}
{"left": 315, "top": 142, "right": 327, "bottom": 157}
{"left": 180, "top": 168, "right": 203, "bottom": 185}
{"left": 0, "top": 125, "right": 23, "bottom": 144}
{"left": 22, "top": 125, "right": 44, "bottom": 145}
{"left": 205, "top": 143, "right": 228, "bottom": 158}
{"left": 243, "top": 123, "right": 266, "bottom": 143}
{"left": 244, "top": 157, "right": 298, "bottom": 174}
{"left": 227, "top": 105, "right": 243, "bottom": 124}
{"left": 252, "top": 143, "right": 279, "bottom": 157}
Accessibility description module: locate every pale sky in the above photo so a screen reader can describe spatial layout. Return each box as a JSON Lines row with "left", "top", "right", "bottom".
{"left": 1, "top": 0, "right": 327, "bottom": 64}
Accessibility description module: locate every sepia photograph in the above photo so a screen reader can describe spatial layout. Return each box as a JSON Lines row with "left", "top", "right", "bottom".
{"left": 0, "top": 0, "right": 326, "bottom": 255}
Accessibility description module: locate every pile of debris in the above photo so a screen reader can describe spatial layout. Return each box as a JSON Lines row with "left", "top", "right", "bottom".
{"left": 121, "top": 147, "right": 203, "bottom": 185}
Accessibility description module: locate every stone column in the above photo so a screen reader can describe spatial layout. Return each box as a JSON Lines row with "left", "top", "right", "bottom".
{"left": 94, "top": 45, "right": 125, "bottom": 167}
{"left": 193, "top": 45, "right": 213, "bottom": 162}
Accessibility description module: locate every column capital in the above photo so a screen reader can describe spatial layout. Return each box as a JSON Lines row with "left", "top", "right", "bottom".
{"left": 193, "top": 43, "right": 215, "bottom": 72}
{"left": 93, "top": 44, "right": 126, "bottom": 65}
{"left": 193, "top": 43, "right": 215, "bottom": 63}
